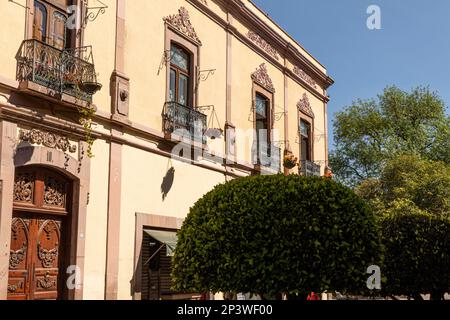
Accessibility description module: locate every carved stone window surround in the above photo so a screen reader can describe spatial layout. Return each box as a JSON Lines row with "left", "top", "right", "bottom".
{"left": 163, "top": 7, "right": 202, "bottom": 46}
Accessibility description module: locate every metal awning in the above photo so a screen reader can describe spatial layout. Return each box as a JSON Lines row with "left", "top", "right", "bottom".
{"left": 144, "top": 229, "right": 178, "bottom": 258}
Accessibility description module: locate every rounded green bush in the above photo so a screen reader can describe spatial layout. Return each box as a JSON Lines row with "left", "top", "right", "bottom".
{"left": 381, "top": 211, "right": 450, "bottom": 299}
{"left": 172, "top": 175, "right": 382, "bottom": 297}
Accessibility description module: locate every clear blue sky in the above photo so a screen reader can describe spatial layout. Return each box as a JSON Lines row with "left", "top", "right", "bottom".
{"left": 253, "top": 0, "right": 450, "bottom": 149}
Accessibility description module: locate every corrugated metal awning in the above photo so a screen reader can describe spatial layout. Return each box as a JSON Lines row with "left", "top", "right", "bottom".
{"left": 144, "top": 229, "right": 178, "bottom": 257}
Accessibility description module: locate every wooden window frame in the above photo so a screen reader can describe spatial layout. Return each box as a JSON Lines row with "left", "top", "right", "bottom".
{"left": 298, "top": 113, "right": 314, "bottom": 162}
{"left": 252, "top": 83, "right": 274, "bottom": 166}
{"left": 169, "top": 43, "right": 192, "bottom": 106}
{"left": 26, "top": 0, "right": 82, "bottom": 49}
{"left": 165, "top": 27, "right": 200, "bottom": 108}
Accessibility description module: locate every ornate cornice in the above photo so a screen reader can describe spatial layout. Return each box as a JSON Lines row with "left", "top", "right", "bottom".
{"left": 297, "top": 93, "right": 315, "bottom": 118}
{"left": 191, "top": 0, "right": 334, "bottom": 90}
{"left": 163, "top": 7, "right": 202, "bottom": 45}
{"left": 251, "top": 63, "right": 275, "bottom": 93}
{"left": 19, "top": 129, "right": 77, "bottom": 153}
{"left": 247, "top": 30, "right": 279, "bottom": 61}
{"left": 293, "top": 66, "right": 317, "bottom": 89}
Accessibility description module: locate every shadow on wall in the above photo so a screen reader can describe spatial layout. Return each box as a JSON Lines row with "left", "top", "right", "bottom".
{"left": 161, "top": 166, "right": 175, "bottom": 201}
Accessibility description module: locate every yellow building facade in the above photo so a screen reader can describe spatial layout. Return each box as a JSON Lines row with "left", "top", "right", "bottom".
{"left": 0, "top": 0, "right": 333, "bottom": 300}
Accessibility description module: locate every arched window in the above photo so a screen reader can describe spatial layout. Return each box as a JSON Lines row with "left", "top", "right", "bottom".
{"left": 169, "top": 43, "right": 191, "bottom": 106}
{"left": 32, "top": 0, "right": 73, "bottom": 49}
{"left": 33, "top": 1, "right": 48, "bottom": 42}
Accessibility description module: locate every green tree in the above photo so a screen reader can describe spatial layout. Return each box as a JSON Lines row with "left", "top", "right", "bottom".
{"left": 380, "top": 209, "right": 450, "bottom": 300}
{"left": 356, "top": 155, "right": 450, "bottom": 218}
{"left": 357, "top": 156, "right": 450, "bottom": 299}
{"left": 172, "top": 175, "right": 382, "bottom": 299}
{"left": 330, "top": 86, "right": 449, "bottom": 187}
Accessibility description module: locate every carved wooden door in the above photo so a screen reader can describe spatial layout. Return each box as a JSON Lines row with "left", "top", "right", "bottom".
{"left": 8, "top": 214, "right": 64, "bottom": 300}
{"left": 8, "top": 167, "right": 70, "bottom": 300}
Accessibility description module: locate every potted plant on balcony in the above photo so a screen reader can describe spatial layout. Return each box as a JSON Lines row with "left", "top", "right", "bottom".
{"left": 63, "top": 72, "right": 79, "bottom": 90}
{"left": 283, "top": 152, "right": 298, "bottom": 170}
{"left": 79, "top": 66, "right": 102, "bottom": 95}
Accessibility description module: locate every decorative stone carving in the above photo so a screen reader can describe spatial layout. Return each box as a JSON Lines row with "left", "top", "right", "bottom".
{"left": 293, "top": 66, "right": 317, "bottom": 89}
{"left": 14, "top": 172, "right": 35, "bottom": 203}
{"left": 9, "top": 244, "right": 27, "bottom": 270}
{"left": 297, "top": 93, "right": 315, "bottom": 118}
{"left": 163, "top": 7, "right": 202, "bottom": 45}
{"left": 38, "top": 243, "right": 59, "bottom": 269}
{"left": 251, "top": 63, "right": 275, "bottom": 93}
{"left": 247, "top": 31, "right": 279, "bottom": 61}
{"left": 111, "top": 70, "right": 130, "bottom": 117}
{"left": 44, "top": 176, "right": 65, "bottom": 207}
{"left": 19, "top": 129, "right": 77, "bottom": 153}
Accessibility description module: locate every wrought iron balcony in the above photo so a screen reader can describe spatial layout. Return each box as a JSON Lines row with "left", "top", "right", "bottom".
{"left": 16, "top": 39, "right": 101, "bottom": 102}
{"left": 163, "top": 101, "right": 208, "bottom": 144}
{"left": 299, "top": 160, "right": 321, "bottom": 177}
{"left": 253, "top": 142, "right": 282, "bottom": 173}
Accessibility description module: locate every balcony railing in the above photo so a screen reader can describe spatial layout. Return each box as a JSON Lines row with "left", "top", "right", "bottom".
{"left": 163, "top": 101, "right": 208, "bottom": 144}
{"left": 299, "top": 160, "right": 321, "bottom": 177}
{"left": 16, "top": 39, "right": 99, "bottom": 102}
{"left": 253, "top": 142, "right": 282, "bottom": 173}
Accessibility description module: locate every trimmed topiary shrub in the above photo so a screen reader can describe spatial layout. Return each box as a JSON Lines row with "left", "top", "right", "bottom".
{"left": 172, "top": 174, "right": 382, "bottom": 297}
{"left": 381, "top": 209, "right": 450, "bottom": 300}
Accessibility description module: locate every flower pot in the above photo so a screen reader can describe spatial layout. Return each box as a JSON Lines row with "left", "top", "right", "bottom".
{"left": 79, "top": 81, "right": 102, "bottom": 95}
{"left": 283, "top": 161, "right": 297, "bottom": 169}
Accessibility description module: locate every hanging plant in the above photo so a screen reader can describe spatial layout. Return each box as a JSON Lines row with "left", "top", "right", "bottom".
{"left": 78, "top": 103, "right": 96, "bottom": 158}
{"left": 283, "top": 153, "right": 298, "bottom": 169}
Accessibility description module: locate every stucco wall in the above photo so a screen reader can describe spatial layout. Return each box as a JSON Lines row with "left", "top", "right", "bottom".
{"left": 117, "top": 145, "right": 225, "bottom": 300}
{"left": 83, "top": 139, "right": 110, "bottom": 300}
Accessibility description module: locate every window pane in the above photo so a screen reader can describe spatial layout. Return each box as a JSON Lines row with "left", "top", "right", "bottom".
{"left": 300, "top": 120, "right": 310, "bottom": 138}
{"left": 53, "top": 12, "right": 67, "bottom": 50}
{"left": 301, "top": 138, "right": 309, "bottom": 161}
{"left": 169, "top": 69, "right": 176, "bottom": 102}
{"left": 255, "top": 94, "right": 267, "bottom": 119}
{"left": 33, "top": 1, "right": 47, "bottom": 42}
{"left": 178, "top": 74, "right": 188, "bottom": 106}
{"left": 170, "top": 45, "right": 189, "bottom": 71}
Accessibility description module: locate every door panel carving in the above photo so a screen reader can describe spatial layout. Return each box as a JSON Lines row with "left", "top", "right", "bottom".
{"left": 8, "top": 167, "right": 70, "bottom": 300}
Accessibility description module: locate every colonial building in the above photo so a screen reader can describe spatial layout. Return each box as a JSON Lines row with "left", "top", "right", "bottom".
{"left": 0, "top": 0, "right": 333, "bottom": 300}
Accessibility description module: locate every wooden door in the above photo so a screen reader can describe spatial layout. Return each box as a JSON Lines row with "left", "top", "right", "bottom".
{"left": 8, "top": 214, "right": 64, "bottom": 300}
{"left": 8, "top": 167, "right": 70, "bottom": 300}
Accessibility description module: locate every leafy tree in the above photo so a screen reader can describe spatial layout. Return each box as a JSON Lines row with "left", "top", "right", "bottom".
{"left": 172, "top": 175, "right": 382, "bottom": 298}
{"left": 330, "top": 86, "right": 449, "bottom": 187}
{"left": 356, "top": 155, "right": 450, "bottom": 218}
{"left": 357, "top": 156, "right": 450, "bottom": 299}
{"left": 380, "top": 208, "right": 450, "bottom": 300}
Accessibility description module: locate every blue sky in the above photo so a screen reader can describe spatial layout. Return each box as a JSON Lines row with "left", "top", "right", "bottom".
{"left": 252, "top": 0, "right": 450, "bottom": 149}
